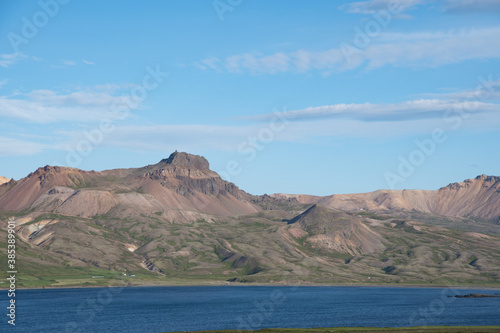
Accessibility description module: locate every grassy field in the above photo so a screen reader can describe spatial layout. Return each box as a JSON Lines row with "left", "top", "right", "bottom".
{"left": 167, "top": 327, "right": 500, "bottom": 333}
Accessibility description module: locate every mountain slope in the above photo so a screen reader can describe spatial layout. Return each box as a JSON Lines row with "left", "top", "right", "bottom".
{"left": 0, "top": 151, "right": 260, "bottom": 221}
{"left": 0, "top": 176, "right": 10, "bottom": 185}
{"left": 1, "top": 202, "right": 499, "bottom": 288}
{"left": 273, "top": 175, "right": 500, "bottom": 222}
{"left": 286, "top": 204, "right": 384, "bottom": 255}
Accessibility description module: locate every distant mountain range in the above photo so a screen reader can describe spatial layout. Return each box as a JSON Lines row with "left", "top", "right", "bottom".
{"left": 1, "top": 151, "right": 499, "bottom": 223}
{"left": 0, "top": 151, "right": 499, "bottom": 288}
{"left": 272, "top": 174, "right": 500, "bottom": 223}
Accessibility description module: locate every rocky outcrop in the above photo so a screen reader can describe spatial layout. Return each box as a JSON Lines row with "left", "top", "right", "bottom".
{"left": 143, "top": 165, "right": 243, "bottom": 198}
{"left": 160, "top": 151, "right": 210, "bottom": 170}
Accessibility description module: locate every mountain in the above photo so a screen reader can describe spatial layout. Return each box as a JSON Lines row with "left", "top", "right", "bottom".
{"left": 286, "top": 204, "right": 384, "bottom": 255}
{"left": 0, "top": 152, "right": 499, "bottom": 288}
{"left": 0, "top": 176, "right": 10, "bottom": 185}
{"left": 272, "top": 175, "right": 500, "bottom": 223}
{"left": 0, "top": 151, "right": 259, "bottom": 221}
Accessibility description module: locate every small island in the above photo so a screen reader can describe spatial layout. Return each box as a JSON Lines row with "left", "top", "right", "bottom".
{"left": 453, "top": 293, "right": 500, "bottom": 298}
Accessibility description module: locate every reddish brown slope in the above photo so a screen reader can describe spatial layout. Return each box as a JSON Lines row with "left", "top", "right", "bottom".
{"left": 0, "top": 166, "right": 98, "bottom": 212}
{"left": 0, "top": 152, "right": 260, "bottom": 220}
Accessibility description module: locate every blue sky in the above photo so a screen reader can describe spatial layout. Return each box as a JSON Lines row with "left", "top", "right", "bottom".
{"left": 0, "top": 0, "right": 499, "bottom": 195}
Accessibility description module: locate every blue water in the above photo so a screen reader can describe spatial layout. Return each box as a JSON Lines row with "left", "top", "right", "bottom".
{"left": 1, "top": 286, "right": 499, "bottom": 332}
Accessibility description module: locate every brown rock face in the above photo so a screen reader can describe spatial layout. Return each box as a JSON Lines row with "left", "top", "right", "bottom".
{"left": 138, "top": 152, "right": 245, "bottom": 198}
{"left": 160, "top": 151, "right": 210, "bottom": 170}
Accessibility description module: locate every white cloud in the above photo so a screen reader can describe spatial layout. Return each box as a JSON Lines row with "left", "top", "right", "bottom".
{"left": 82, "top": 59, "right": 95, "bottom": 65}
{"left": 0, "top": 87, "right": 139, "bottom": 123}
{"left": 197, "top": 26, "right": 500, "bottom": 74}
{"left": 0, "top": 53, "right": 27, "bottom": 68}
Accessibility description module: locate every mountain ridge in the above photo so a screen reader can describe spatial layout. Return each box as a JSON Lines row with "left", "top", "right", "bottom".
{"left": 271, "top": 174, "right": 500, "bottom": 222}
{"left": 1, "top": 152, "right": 498, "bottom": 222}
{"left": 0, "top": 152, "right": 259, "bottom": 220}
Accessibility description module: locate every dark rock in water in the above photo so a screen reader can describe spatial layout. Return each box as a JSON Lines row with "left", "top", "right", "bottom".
{"left": 455, "top": 293, "right": 500, "bottom": 298}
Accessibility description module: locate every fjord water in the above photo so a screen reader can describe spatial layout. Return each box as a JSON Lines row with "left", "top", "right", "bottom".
{"left": 2, "top": 286, "right": 500, "bottom": 332}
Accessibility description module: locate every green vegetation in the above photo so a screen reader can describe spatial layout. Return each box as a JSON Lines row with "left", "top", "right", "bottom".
{"left": 355, "top": 211, "right": 393, "bottom": 220}
{"left": 1, "top": 202, "right": 500, "bottom": 288}
{"left": 68, "top": 174, "right": 95, "bottom": 189}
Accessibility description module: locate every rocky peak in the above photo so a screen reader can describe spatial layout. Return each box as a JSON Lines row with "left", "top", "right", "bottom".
{"left": 143, "top": 151, "right": 245, "bottom": 198}
{"left": 441, "top": 175, "right": 500, "bottom": 191}
{"left": 160, "top": 151, "right": 209, "bottom": 170}
{"left": 475, "top": 174, "right": 500, "bottom": 183}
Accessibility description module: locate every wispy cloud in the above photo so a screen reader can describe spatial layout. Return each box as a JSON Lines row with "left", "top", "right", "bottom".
{"left": 0, "top": 86, "right": 140, "bottom": 123}
{"left": 55, "top": 81, "right": 500, "bottom": 155}
{"left": 0, "top": 53, "right": 27, "bottom": 68}
{"left": 243, "top": 99, "right": 498, "bottom": 123}
{"left": 57, "top": 124, "right": 252, "bottom": 153}
{"left": 6, "top": 79, "right": 500, "bottom": 158}
{"left": 61, "top": 59, "right": 77, "bottom": 66}
{"left": 0, "top": 136, "right": 47, "bottom": 156}
{"left": 53, "top": 59, "right": 96, "bottom": 68}
{"left": 339, "top": 0, "right": 500, "bottom": 15}
{"left": 423, "top": 78, "right": 500, "bottom": 101}
{"left": 196, "top": 26, "right": 500, "bottom": 75}
{"left": 53, "top": 103, "right": 500, "bottom": 157}
{"left": 197, "top": 50, "right": 345, "bottom": 74}
{"left": 339, "top": 0, "right": 423, "bottom": 15}
{"left": 442, "top": 0, "right": 500, "bottom": 13}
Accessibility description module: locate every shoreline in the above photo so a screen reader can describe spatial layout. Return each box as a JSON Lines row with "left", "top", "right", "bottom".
{"left": 5, "top": 281, "right": 500, "bottom": 291}
{"left": 166, "top": 327, "right": 500, "bottom": 333}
